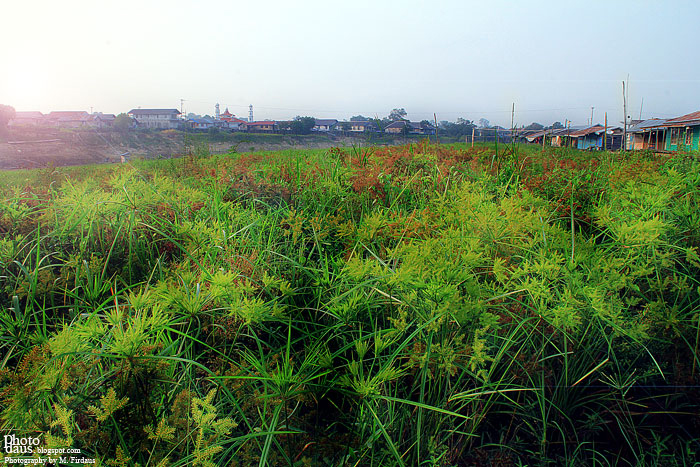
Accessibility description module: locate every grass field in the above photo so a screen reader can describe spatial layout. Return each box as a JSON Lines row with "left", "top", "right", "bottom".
{"left": 1, "top": 141, "right": 699, "bottom": 466}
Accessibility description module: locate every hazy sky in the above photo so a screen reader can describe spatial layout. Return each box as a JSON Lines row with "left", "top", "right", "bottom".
{"left": 3, "top": 0, "right": 699, "bottom": 127}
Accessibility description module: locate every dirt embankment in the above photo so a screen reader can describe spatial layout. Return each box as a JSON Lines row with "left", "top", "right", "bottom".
{"left": 0, "top": 128, "right": 418, "bottom": 170}
{"left": 0, "top": 128, "right": 188, "bottom": 170}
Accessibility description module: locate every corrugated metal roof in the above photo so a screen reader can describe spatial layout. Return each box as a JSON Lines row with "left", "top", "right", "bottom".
{"left": 568, "top": 125, "right": 622, "bottom": 137}
{"left": 661, "top": 110, "right": 700, "bottom": 127}
{"left": 314, "top": 119, "right": 338, "bottom": 126}
{"left": 627, "top": 118, "right": 668, "bottom": 132}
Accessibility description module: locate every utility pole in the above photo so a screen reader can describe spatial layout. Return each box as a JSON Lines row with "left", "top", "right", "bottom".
{"left": 590, "top": 107, "right": 594, "bottom": 126}
{"left": 434, "top": 113, "right": 439, "bottom": 145}
{"left": 639, "top": 97, "right": 644, "bottom": 120}
{"left": 511, "top": 103, "right": 515, "bottom": 145}
{"left": 604, "top": 112, "right": 608, "bottom": 151}
{"left": 622, "top": 81, "right": 627, "bottom": 151}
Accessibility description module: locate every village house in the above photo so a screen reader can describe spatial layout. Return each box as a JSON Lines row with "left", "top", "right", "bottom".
{"left": 625, "top": 118, "right": 668, "bottom": 150}
{"left": 347, "top": 121, "right": 378, "bottom": 132}
{"left": 568, "top": 125, "right": 623, "bottom": 150}
{"left": 127, "top": 109, "right": 182, "bottom": 129}
{"left": 228, "top": 118, "right": 248, "bottom": 131}
{"left": 660, "top": 111, "right": 700, "bottom": 151}
{"left": 383, "top": 121, "right": 436, "bottom": 135}
{"left": 216, "top": 108, "right": 246, "bottom": 131}
{"left": 9, "top": 111, "right": 45, "bottom": 127}
{"left": 313, "top": 119, "right": 338, "bottom": 132}
{"left": 90, "top": 113, "right": 116, "bottom": 129}
{"left": 46, "top": 111, "right": 90, "bottom": 128}
{"left": 247, "top": 121, "right": 278, "bottom": 133}
{"left": 187, "top": 117, "right": 215, "bottom": 131}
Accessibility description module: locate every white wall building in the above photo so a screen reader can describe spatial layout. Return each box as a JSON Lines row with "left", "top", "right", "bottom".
{"left": 127, "top": 109, "right": 182, "bottom": 129}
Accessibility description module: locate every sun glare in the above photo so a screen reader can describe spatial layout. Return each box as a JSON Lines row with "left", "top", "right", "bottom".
{"left": 5, "top": 61, "right": 46, "bottom": 110}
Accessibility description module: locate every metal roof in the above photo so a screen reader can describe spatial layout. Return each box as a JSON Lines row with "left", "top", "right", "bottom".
{"left": 314, "top": 119, "right": 338, "bottom": 126}
{"left": 627, "top": 118, "right": 668, "bottom": 132}
{"left": 660, "top": 110, "right": 700, "bottom": 127}
{"left": 128, "top": 109, "right": 181, "bottom": 116}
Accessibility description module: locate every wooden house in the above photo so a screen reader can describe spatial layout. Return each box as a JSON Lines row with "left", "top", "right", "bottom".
{"left": 568, "top": 125, "right": 623, "bottom": 150}
{"left": 625, "top": 119, "right": 667, "bottom": 150}
{"left": 660, "top": 111, "right": 700, "bottom": 151}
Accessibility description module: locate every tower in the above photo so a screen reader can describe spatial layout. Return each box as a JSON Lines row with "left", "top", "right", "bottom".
{"left": 215, "top": 103, "right": 220, "bottom": 120}
{"left": 249, "top": 105, "right": 254, "bottom": 123}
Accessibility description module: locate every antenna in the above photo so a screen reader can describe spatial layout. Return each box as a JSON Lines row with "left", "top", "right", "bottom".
{"left": 249, "top": 105, "right": 254, "bottom": 123}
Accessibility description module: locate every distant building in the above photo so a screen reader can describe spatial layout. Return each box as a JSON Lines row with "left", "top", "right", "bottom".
{"left": 313, "top": 119, "right": 338, "bottom": 132}
{"left": 187, "top": 117, "right": 215, "bottom": 131}
{"left": 46, "top": 111, "right": 90, "bottom": 128}
{"left": 127, "top": 108, "right": 181, "bottom": 129}
{"left": 384, "top": 121, "right": 436, "bottom": 135}
{"left": 9, "top": 111, "right": 44, "bottom": 127}
{"left": 347, "top": 121, "right": 378, "bottom": 132}
{"left": 219, "top": 108, "right": 247, "bottom": 131}
{"left": 247, "top": 121, "right": 278, "bottom": 133}
{"left": 90, "top": 113, "right": 116, "bottom": 129}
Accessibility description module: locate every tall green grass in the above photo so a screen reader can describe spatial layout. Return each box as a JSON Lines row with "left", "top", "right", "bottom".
{"left": 0, "top": 143, "right": 698, "bottom": 465}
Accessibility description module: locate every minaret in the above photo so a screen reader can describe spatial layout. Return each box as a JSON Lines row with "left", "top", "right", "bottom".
{"left": 249, "top": 105, "right": 254, "bottom": 123}
{"left": 215, "top": 103, "right": 220, "bottom": 120}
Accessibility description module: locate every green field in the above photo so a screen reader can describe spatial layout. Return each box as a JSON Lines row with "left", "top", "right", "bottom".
{"left": 1, "top": 142, "right": 699, "bottom": 465}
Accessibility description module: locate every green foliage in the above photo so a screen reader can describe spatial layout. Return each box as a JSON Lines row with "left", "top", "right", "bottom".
{"left": 113, "top": 113, "right": 132, "bottom": 132}
{"left": 0, "top": 104, "right": 15, "bottom": 138}
{"left": 0, "top": 143, "right": 698, "bottom": 465}
{"left": 288, "top": 116, "right": 315, "bottom": 135}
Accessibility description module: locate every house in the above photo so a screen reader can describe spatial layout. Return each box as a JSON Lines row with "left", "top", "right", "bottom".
{"left": 660, "top": 111, "right": 700, "bottom": 151}
{"left": 247, "top": 121, "right": 278, "bottom": 133}
{"left": 227, "top": 118, "right": 248, "bottom": 131}
{"left": 383, "top": 121, "right": 435, "bottom": 135}
{"left": 625, "top": 119, "right": 668, "bottom": 150}
{"left": 46, "top": 111, "right": 90, "bottom": 128}
{"left": 313, "top": 119, "right": 338, "bottom": 132}
{"left": 524, "top": 129, "right": 550, "bottom": 144}
{"left": 90, "top": 113, "right": 116, "bottom": 129}
{"left": 127, "top": 109, "right": 181, "bottom": 129}
{"left": 9, "top": 111, "right": 44, "bottom": 127}
{"left": 384, "top": 121, "right": 408, "bottom": 134}
{"left": 187, "top": 117, "right": 215, "bottom": 131}
{"left": 568, "top": 125, "right": 623, "bottom": 150}
{"left": 347, "top": 120, "right": 378, "bottom": 132}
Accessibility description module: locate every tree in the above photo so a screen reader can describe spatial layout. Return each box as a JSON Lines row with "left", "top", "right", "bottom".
{"left": 114, "top": 113, "right": 132, "bottom": 132}
{"left": 438, "top": 118, "right": 475, "bottom": 138}
{"left": 551, "top": 121, "right": 564, "bottom": 129}
{"left": 289, "top": 116, "right": 315, "bottom": 135}
{"left": 388, "top": 108, "right": 408, "bottom": 122}
{"left": 525, "top": 122, "right": 544, "bottom": 131}
{"left": 478, "top": 118, "right": 490, "bottom": 128}
{"left": 0, "top": 104, "right": 16, "bottom": 139}
{"left": 350, "top": 115, "right": 369, "bottom": 122}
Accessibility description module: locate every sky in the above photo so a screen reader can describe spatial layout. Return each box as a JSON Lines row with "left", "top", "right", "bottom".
{"left": 2, "top": 0, "right": 699, "bottom": 128}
